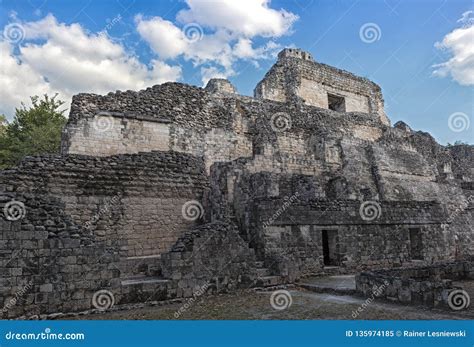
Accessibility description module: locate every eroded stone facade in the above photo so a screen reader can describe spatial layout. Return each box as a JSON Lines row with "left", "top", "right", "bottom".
{"left": 254, "top": 48, "right": 389, "bottom": 125}
{"left": 1, "top": 48, "right": 472, "bottom": 318}
{"left": 356, "top": 261, "right": 474, "bottom": 308}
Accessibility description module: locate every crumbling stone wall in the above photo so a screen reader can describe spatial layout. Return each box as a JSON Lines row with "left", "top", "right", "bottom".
{"left": 210, "top": 149, "right": 462, "bottom": 280}
{"left": 0, "top": 151, "right": 212, "bottom": 317}
{"left": 62, "top": 83, "right": 253, "bottom": 172}
{"left": 0, "top": 47, "right": 472, "bottom": 318}
{"left": 61, "top": 68, "right": 391, "bottom": 171}
{"left": 0, "top": 193, "right": 119, "bottom": 318}
{"left": 246, "top": 199, "right": 450, "bottom": 275}
{"left": 445, "top": 195, "right": 474, "bottom": 259}
{"left": 161, "top": 221, "right": 257, "bottom": 295}
{"left": 206, "top": 113, "right": 471, "bottom": 279}
{"left": 254, "top": 48, "right": 389, "bottom": 125}
{"left": 0, "top": 151, "right": 209, "bottom": 259}
{"left": 356, "top": 261, "right": 473, "bottom": 308}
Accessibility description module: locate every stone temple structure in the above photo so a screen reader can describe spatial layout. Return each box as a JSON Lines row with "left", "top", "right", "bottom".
{"left": 0, "top": 48, "right": 472, "bottom": 318}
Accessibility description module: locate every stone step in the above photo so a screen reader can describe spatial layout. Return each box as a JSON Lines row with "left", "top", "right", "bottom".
{"left": 255, "top": 275, "right": 282, "bottom": 287}
{"left": 297, "top": 283, "right": 356, "bottom": 296}
{"left": 256, "top": 268, "right": 270, "bottom": 277}
{"left": 120, "top": 276, "right": 171, "bottom": 303}
{"left": 297, "top": 275, "right": 357, "bottom": 296}
{"left": 118, "top": 254, "right": 162, "bottom": 278}
{"left": 319, "top": 266, "right": 344, "bottom": 276}
{"left": 121, "top": 276, "right": 170, "bottom": 286}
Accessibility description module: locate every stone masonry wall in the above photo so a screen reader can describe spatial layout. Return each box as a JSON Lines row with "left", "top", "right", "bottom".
{"left": 0, "top": 193, "right": 119, "bottom": 318}
{"left": 356, "top": 261, "right": 473, "bottom": 308}
{"left": 207, "top": 121, "right": 471, "bottom": 279}
{"left": 62, "top": 83, "right": 253, "bottom": 172}
{"left": 61, "top": 77, "right": 388, "bottom": 170}
{"left": 161, "top": 221, "right": 257, "bottom": 295}
{"left": 64, "top": 113, "right": 171, "bottom": 156}
{"left": 254, "top": 48, "right": 389, "bottom": 125}
{"left": 0, "top": 151, "right": 209, "bottom": 259}
{"left": 246, "top": 199, "right": 451, "bottom": 276}
{"left": 1, "top": 47, "right": 472, "bottom": 318}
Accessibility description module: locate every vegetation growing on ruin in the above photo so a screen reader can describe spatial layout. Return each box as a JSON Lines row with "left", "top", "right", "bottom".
{"left": 0, "top": 94, "right": 66, "bottom": 169}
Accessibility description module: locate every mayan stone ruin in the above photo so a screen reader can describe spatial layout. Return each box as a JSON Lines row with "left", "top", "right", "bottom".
{"left": 0, "top": 48, "right": 472, "bottom": 318}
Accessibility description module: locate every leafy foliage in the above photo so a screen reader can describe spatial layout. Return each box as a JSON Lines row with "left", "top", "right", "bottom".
{"left": 0, "top": 94, "right": 67, "bottom": 169}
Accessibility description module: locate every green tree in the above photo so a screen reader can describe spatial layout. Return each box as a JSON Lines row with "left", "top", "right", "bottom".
{"left": 0, "top": 94, "right": 67, "bottom": 169}
{"left": 0, "top": 115, "right": 7, "bottom": 135}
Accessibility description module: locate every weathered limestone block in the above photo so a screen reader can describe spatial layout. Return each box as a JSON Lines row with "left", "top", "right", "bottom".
{"left": 205, "top": 78, "right": 237, "bottom": 95}
{"left": 162, "top": 221, "right": 257, "bottom": 291}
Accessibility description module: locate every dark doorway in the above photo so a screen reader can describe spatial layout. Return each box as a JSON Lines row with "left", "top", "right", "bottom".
{"left": 327, "top": 93, "right": 346, "bottom": 112}
{"left": 409, "top": 228, "right": 423, "bottom": 260}
{"left": 322, "top": 230, "right": 339, "bottom": 266}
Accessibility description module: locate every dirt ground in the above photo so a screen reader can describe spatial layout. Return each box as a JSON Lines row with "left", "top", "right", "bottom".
{"left": 64, "top": 288, "right": 472, "bottom": 320}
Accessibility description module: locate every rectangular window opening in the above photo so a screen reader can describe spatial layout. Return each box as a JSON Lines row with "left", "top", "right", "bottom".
{"left": 327, "top": 93, "right": 346, "bottom": 112}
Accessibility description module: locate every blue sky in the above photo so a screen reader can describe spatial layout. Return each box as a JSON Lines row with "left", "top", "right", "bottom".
{"left": 0, "top": 0, "right": 472, "bottom": 144}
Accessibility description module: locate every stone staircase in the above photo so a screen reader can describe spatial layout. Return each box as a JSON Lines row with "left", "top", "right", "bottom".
{"left": 116, "top": 245, "right": 288, "bottom": 307}
{"left": 254, "top": 260, "right": 284, "bottom": 287}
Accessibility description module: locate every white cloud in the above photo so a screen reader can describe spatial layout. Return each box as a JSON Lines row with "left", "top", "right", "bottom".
{"left": 135, "top": 15, "right": 187, "bottom": 60}
{"left": 0, "top": 1, "right": 298, "bottom": 118}
{"left": 234, "top": 38, "right": 255, "bottom": 59}
{"left": 135, "top": 0, "right": 297, "bottom": 84}
{"left": 234, "top": 38, "right": 280, "bottom": 60}
{"left": 457, "top": 10, "right": 474, "bottom": 26}
{"left": 177, "top": 0, "right": 298, "bottom": 37}
{"left": 0, "top": 41, "right": 57, "bottom": 116}
{"left": 200, "top": 66, "right": 232, "bottom": 83}
{"left": 0, "top": 14, "right": 181, "bottom": 119}
{"left": 433, "top": 11, "right": 474, "bottom": 86}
